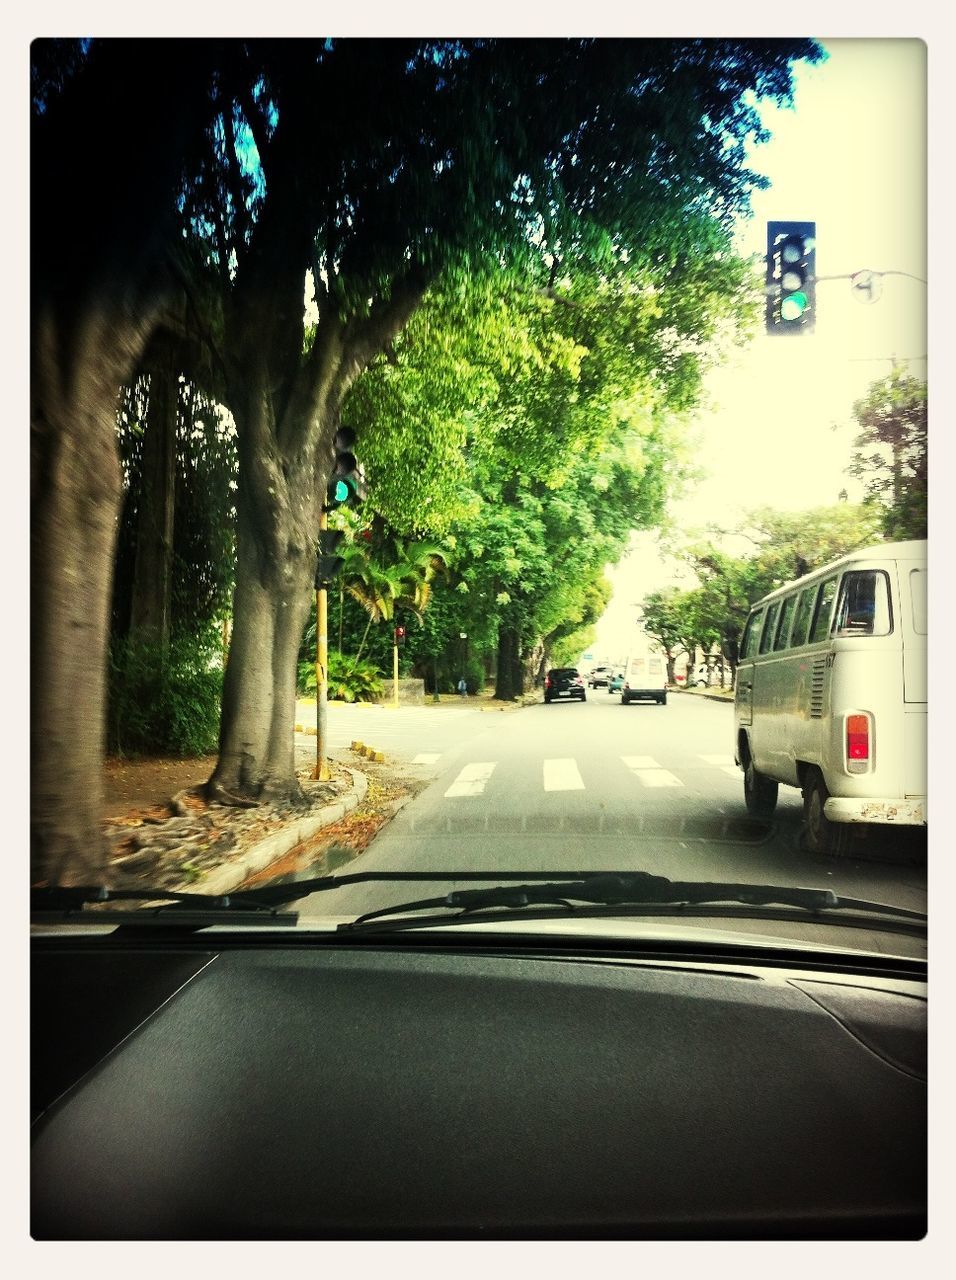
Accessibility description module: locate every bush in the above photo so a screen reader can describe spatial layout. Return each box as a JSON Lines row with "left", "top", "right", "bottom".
{"left": 298, "top": 652, "right": 384, "bottom": 703}
{"left": 108, "top": 632, "right": 223, "bottom": 757}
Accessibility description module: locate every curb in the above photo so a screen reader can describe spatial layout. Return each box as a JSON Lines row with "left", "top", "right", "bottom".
{"left": 195, "top": 768, "right": 369, "bottom": 897}
{"left": 674, "top": 687, "right": 735, "bottom": 704}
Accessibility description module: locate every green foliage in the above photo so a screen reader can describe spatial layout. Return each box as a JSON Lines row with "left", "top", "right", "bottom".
{"left": 846, "top": 365, "right": 927, "bottom": 541}
{"left": 108, "top": 632, "right": 223, "bottom": 757}
{"left": 113, "top": 374, "right": 237, "bottom": 638}
{"left": 666, "top": 503, "right": 885, "bottom": 665}
{"left": 298, "top": 652, "right": 384, "bottom": 703}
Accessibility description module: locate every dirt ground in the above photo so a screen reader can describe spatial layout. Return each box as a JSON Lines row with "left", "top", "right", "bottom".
{"left": 103, "top": 755, "right": 219, "bottom": 820}
{"left": 100, "top": 749, "right": 431, "bottom": 891}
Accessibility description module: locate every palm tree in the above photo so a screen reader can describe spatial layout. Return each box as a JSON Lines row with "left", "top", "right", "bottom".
{"left": 338, "top": 536, "right": 448, "bottom": 661}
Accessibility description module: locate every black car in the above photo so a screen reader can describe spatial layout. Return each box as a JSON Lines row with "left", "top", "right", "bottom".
{"left": 544, "top": 667, "right": 586, "bottom": 703}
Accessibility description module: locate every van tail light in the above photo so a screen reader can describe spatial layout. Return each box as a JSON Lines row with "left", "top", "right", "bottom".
{"left": 545, "top": 677, "right": 551, "bottom": 689}
{"left": 846, "top": 714, "right": 871, "bottom": 773}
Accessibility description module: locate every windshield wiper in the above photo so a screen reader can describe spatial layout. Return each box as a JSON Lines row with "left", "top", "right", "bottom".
{"left": 30, "top": 885, "right": 299, "bottom": 927}
{"left": 31, "top": 871, "right": 926, "bottom": 938}
{"left": 334, "top": 871, "right": 927, "bottom": 934}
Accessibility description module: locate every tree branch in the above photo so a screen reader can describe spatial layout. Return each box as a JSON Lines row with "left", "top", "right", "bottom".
{"left": 338, "top": 268, "right": 433, "bottom": 394}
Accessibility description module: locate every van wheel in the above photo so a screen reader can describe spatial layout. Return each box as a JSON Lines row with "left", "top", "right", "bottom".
{"left": 744, "top": 757, "right": 778, "bottom": 817}
{"left": 802, "top": 770, "right": 851, "bottom": 856}
{"left": 659, "top": 693, "right": 667, "bottom": 705}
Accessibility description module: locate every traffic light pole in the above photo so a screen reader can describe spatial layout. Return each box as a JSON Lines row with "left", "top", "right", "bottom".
{"left": 313, "top": 508, "right": 331, "bottom": 783}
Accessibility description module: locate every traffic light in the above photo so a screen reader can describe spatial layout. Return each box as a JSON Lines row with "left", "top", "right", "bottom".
{"left": 766, "top": 221, "right": 816, "bottom": 335}
{"left": 394, "top": 625, "right": 406, "bottom": 646}
{"left": 315, "top": 528, "right": 346, "bottom": 589}
{"left": 326, "top": 425, "right": 367, "bottom": 510}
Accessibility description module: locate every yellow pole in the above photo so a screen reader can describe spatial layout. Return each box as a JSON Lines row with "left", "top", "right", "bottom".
{"left": 313, "top": 510, "right": 331, "bottom": 782}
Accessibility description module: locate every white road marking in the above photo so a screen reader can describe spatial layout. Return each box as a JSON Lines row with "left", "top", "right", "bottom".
{"left": 444, "top": 762, "right": 497, "bottom": 797}
{"left": 633, "top": 770, "right": 684, "bottom": 788}
{"left": 621, "top": 755, "right": 683, "bottom": 787}
{"left": 543, "top": 758, "right": 585, "bottom": 792}
{"left": 700, "top": 754, "right": 735, "bottom": 765}
{"left": 412, "top": 753, "right": 442, "bottom": 764}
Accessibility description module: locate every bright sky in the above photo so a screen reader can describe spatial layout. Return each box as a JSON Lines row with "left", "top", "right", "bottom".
{"left": 592, "top": 37, "right": 929, "bottom": 663}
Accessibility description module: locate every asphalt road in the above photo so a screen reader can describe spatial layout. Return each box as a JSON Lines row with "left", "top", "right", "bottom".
{"left": 296, "top": 690, "right": 927, "bottom": 924}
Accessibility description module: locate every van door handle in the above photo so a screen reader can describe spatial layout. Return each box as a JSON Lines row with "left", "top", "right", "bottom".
{"left": 738, "top": 681, "right": 751, "bottom": 691}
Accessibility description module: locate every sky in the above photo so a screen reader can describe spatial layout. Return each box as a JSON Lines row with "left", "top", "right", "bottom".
{"left": 591, "top": 37, "right": 929, "bottom": 664}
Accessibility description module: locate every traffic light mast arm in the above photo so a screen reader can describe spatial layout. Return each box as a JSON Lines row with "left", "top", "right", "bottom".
{"left": 762, "top": 269, "right": 928, "bottom": 294}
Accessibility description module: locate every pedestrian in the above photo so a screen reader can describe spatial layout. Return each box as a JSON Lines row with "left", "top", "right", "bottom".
{"left": 457, "top": 677, "right": 467, "bottom": 698}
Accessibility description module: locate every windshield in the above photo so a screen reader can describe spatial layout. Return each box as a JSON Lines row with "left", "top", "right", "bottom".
{"left": 31, "top": 39, "right": 927, "bottom": 941}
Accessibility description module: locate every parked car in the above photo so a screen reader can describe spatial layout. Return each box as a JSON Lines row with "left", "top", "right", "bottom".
{"left": 587, "top": 666, "right": 612, "bottom": 688}
{"left": 544, "top": 667, "right": 586, "bottom": 703}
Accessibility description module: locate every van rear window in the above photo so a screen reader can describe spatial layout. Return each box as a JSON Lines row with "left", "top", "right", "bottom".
{"left": 833, "top": 571, "right": 892, "bottom": 637}
{"left": 787, "top": 588, "right": 814, "bottom": 648}
{"left": 739, "top": 611, "right": 762, "bottom": 660}
{"left": 759, "top": 602, "right": 780, "bottom": 654}
{"left": 809, "top": 577, "right": 838, "bottom": 643}
{"left": 774, "top": 594, "right": 797, "bottom": 650}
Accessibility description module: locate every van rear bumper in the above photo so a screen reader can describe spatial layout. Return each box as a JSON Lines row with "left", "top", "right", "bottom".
{"left": 824, "top": 796, "right": 927, "bottom": 827}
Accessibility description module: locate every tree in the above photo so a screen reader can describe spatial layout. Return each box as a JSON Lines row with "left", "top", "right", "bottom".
{"left": 31, "top": 37, "right": 820, "bottom": 880}
{"left": 640, "top": 588, "right": 699, "bottom": 684}
{"left": 113, "top": 366, "right": 237, "bottom": 647}
{"left": 176, "top": 38, "right": 820, "bottom": 803}
{"left": 846, "top": 365, "right": 927, "bottom": 540}
{"left": 31, "top": 40, "right": 219, "bottom": 885}
{"left": 678, "top": 503, "right": 883, "bottom": 673}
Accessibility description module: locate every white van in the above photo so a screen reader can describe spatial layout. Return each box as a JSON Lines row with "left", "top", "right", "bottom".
{"left": 621, "top": 649, "right": 668, "bottom": 705}
{"left": 734, "top": 539, "right": 926, "bottom": 854}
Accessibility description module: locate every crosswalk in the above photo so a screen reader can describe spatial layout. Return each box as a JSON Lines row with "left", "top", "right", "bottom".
{"left": 442, "top": 755, "right": 739, "bottom": 798}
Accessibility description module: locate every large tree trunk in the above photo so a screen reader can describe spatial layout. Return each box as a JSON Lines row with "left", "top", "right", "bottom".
{"left": 129, "top": 350, "right": 178, "bottom": 646}
{"left": 206, "top": 417, "right": 319, "bottom": 807}
{"left": 207, "top": 270, "right": 429, "bottom": 806}
{"left": 494, "top": 625, "right": 524, "bottom": 700}
{"left": 31, "top": 305, "right": 153, "bottom": 885}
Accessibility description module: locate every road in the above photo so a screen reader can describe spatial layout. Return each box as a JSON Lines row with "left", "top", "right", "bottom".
{"left": 296, "top": 690, "right": 928, "bottom": 924}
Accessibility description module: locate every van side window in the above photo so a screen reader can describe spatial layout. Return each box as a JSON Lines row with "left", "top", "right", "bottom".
{"left": 910, "top": 569, "right": 927, "bottom": 635}
{"left": 833, "top": 571, "right": 892, "bottom": 636}
{"left": 774, "top": 594, "right": 797, "bottom": 650}
{"left": 790, "top": 586, "right": 816, "bottom": 648}
{"left": 739, "top": 611, "right": 762, "bottom": 660}
{"left": 809, "top": 577, "right": 838, "bottom": 643}
{"left": 759, "top": 602, "right": 781, "bottom": 654}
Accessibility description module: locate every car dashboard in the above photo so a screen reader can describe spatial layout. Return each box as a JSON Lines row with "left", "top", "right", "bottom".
{"left": 31, "top": 930, "right": 926, "bottom": 1239}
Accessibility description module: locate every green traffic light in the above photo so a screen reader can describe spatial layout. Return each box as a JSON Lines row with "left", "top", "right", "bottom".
{"left": 781, "top": 291, "right": 808, "bottom": 321}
